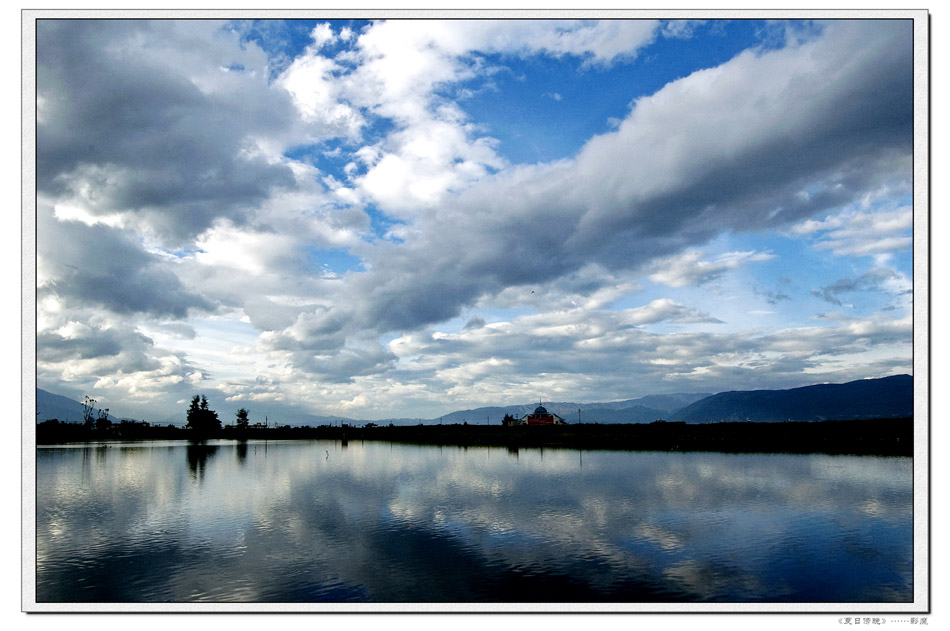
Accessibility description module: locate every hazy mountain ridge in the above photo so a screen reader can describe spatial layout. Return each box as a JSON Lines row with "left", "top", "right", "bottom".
{"left": 37, "top": 377, "right": 911, "bottom": 427}
{"left": 426, "top": 393, "right": 712, "bottom": 425}
{"left": 35, "top": 389, "right": 365, "bottom": 428}
{"left": 35, "top": 389, "right": 710, "bottom": 426}
{"left": 671, "top": 375, "right": 913, "bottom": 423}
{"left": 36, "top": 389, "right": 123, "bottom": 424}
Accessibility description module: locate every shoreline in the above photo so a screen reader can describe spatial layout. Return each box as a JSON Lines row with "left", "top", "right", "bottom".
{"left": 36, "top": 417, "right": 913, "bottom": 456}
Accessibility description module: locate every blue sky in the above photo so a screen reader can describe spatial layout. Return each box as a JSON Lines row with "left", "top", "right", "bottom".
{"left": 34, "top": 17, "right": 917, "bottom": 423}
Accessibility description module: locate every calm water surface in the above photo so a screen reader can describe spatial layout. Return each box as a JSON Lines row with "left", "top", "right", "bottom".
{"left": 35, "top": 440, "right": 912, "bottom": 603}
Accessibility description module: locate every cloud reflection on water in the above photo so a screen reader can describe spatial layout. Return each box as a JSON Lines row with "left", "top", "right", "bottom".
{"left": 36, "top": 441, "right": 912, "bottom": 602}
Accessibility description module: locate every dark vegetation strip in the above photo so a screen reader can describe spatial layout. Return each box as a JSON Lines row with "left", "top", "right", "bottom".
{"left": 36, "top": 417, "right": 912, "bottom": 456}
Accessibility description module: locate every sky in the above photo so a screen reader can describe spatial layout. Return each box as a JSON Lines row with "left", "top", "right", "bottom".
{"left": 33, "top": 17, "right": 917, "bottom": 424}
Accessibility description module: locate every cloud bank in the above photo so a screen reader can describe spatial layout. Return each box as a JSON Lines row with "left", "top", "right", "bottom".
{"left": 34, "top": 18, "right": 916, "bottom": 421}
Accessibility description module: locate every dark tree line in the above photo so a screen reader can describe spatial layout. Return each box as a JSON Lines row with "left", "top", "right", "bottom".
{"left": 36, "top": 393, "right": 265, "bottom": 444}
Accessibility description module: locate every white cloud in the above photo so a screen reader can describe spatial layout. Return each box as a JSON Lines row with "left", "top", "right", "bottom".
{"left": 319, "top": 20, "right": 667, "bottom": 213}
{"left": 514, "top": 20, "right": 660, "bottom": 64}
{"left": 649, "top": 251, "right": 775, "bottom": 288}
{"left": 310, "top": 23, "right": 336, "bottom": 49}
{"left": 267, "top": 19, "right": 911, "bottom": 380}
{"left": 194, "top": 222, "right": 290, "bottom": 275}
{"left": 793, "top": 205, "right": 912, "bottom": 258}
{"left": 37, "top": 20, "right": 299, "bottom": 245}
{"left": 622, "top": 299, "right": 723, "bottom": 325}
{"left": 276, "top": 46, "right": 364, "bottom": 139}
{"left": 356, "top": 119, "right": 506, "bottom": 213}
{"left": 661, "top": 20, "right": 706, "bottom": 39}
{"left": 34, "top": 19, "right": 915, "bottom": 421}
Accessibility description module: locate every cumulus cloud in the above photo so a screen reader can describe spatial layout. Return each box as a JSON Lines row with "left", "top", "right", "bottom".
{"left": 566, "top": 21, "right": 911, "bottom": 250}
{"left": 322, "top": 20, "right": 911, "bottom": 342}
{"left": 276, "top": 39, "right": 365, "bottom": 139}
{"left": 32, "top": 18, "right": 915, "bottom": 420}
{"left": 373, "top": 308, "right": 910, "bottom": 417}
{"left": 281, "top": 339, "right": 398, "bottom": 383}
{"left": 38, "top": 205, "right": 213, "bottom": 319}
{"left": 511, "top": 20, "right": 661, "bottom": 64}
{"left": 287, "top": 20, "right": 669, "bottom": 215}
{"left": 353, "top": 117, "right": 506, "bottom": 213}
{"left": 38, "top": 324, "right": 138, "bottom": 363}
{"left": 35, "top": 308, "right": 206, "bottom": 417}
{"left": 36, "top": 20, "right": 299, "bottom": 245}
{"left": 183, "top": 19, "right": 912, "bottom": 399}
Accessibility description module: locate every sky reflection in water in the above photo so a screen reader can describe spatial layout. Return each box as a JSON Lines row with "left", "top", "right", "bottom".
{"left": 35, "top": 441, "right": 912, "bottom": 603}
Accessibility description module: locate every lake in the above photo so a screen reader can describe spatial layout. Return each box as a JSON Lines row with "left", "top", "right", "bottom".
{"left": 34, "top": 440, "right": 913, "bottom": 605}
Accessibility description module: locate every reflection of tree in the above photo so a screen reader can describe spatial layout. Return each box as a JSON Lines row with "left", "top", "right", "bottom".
{"left": 235, "top": 441, "right": 248, "bottom": 465}
{"left": 35, "top": 443, "right": 913, "bottom": 603}
{"left": 186, "top": 442, "right": 218, "bottom": 482}
{"left": 81, "top": 446, "right": 94, "bottom": 484}
{"left": 93, "top": 444, "right": 110, "bottom": 464}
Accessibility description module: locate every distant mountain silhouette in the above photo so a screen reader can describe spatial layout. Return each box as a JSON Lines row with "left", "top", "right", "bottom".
{"left": 37, "top": 377, "right": 911, "bottom": 429}
{"left": 428, "top": 393, "right": 711, "bottom": 425}
{"left": 36, "top": 388, "right": 365, "bottom": 428}
{"left": 670, "top": 375, "right": 913, "bottom": 423}
{"left": 631, "top": 393, "right": 712, "bottom": 413}
{"left": 36, "top": 388, "right": 122, "bottom": 423}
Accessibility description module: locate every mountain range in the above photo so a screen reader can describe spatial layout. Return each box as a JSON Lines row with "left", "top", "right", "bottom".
{"left": 35, "top": 374, "right": 912, "bottom": 427}
{"left": 428, "top": 392, "right": 711, "bottom": 425}
{"left": 670, "top": 374, "right": 913, "bottom": 423}
{"left": 33, "top": 389, "right": 354, "bottom": 427}
{"left": 34, "top": 389, "right": 119, "bottom": 424}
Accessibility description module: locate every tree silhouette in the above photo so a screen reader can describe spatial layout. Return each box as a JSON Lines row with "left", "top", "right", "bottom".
{"left": 186, "top": 395, "right": 201, "bottom": 424}
{"left": 82, "top": 396, "right": 97, "bottom": 431}
{"left": 235, "top": 408, "right": 249, "bottom": 430}
{"left": 186, "top": 395, "right": 220, "bottom": 436}
{"left": 95, "top": 407, "right": 111, "bottom": 432}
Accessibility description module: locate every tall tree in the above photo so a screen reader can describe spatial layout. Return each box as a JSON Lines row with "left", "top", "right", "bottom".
{"left": 82, "top": 396, "right": 97, "bottom": 431}
{"left": 235, "top": 408, "right": 249, "bottom": 430}
{"left": 186, "top": 395, "right": 221, "bottom": 435}
{"left": 186, "top": 395, "right": 202, "bottom": 428}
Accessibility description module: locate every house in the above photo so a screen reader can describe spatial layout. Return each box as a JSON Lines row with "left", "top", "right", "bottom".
{"left": 504, "top": 404, "right": 566, "bottom": 426}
